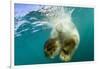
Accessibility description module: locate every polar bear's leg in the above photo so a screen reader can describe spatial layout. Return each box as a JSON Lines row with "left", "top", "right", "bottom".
{"left": 59, "top": 35, "right": 79, "bottom": 61}
{"left": 44, "top": 38, "right": 61, "bottom": 59}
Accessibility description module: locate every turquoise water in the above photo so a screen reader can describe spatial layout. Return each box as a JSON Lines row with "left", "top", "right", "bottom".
{"left": 14, "top": 4, "right": 94, "bottom": 65}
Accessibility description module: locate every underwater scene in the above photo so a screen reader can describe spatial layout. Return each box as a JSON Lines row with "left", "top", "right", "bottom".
{"left": 14, "top": 3, "right": 94, "bottom": 65}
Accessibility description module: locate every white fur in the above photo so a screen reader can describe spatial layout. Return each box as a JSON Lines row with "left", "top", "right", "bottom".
{"left": 41, "top": 6, "right": 80, "bottom": 61}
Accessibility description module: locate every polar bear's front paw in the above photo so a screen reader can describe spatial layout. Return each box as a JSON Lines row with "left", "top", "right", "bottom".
{"left": 59, "top": 50, "right": 71, "bottom": 62}
{"left": 59, "top": 37, "right": 77, "bottom": 61}
{"left": 44, "top": 38, "right": 60, "bottom": 59}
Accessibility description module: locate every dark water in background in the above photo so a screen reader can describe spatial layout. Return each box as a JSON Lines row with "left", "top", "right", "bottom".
{"left": 14, "top": 4, "right": 94, "bottom": 65}
{"left": 71, "top": 8, "right": 94, "bottom": 61}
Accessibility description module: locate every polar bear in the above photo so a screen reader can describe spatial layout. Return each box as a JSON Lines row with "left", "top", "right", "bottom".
{"left": 42, "top": 6, "right": 80, "bottom": 61}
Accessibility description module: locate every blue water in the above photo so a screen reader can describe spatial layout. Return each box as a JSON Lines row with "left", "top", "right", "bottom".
{"left": 14, "top": 4, "right": 94, "bottom": 65}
